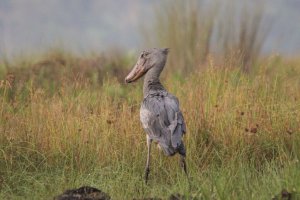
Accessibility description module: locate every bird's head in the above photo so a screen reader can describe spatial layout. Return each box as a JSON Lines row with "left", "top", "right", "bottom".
{"left": 125, "top": 48, "right": 169, "bottom": 83}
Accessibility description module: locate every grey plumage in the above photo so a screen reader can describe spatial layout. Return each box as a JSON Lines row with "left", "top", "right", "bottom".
{"left": 125, "top": 48, "right": 189, "bottom": 184}
{"left": 140, "top": 91, "right": 186, "bottom": 156}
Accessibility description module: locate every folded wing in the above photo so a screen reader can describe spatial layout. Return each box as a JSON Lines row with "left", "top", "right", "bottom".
{"left": 140, "top": 92, "right": 186, "bottom": 156}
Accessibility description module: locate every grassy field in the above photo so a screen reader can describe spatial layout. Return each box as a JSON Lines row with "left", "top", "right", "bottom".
{"left": 0, "top": 51, "right": 300, "bottom": 199}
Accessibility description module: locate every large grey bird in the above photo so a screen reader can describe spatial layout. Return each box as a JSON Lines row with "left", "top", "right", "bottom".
{"left": 125, "top": 48, "right": 188, "bottom": 184}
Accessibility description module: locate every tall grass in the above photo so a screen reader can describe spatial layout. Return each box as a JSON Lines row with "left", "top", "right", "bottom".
{"left": 0, "top": 51, "right": 300, "bottom": 199}
{"left": 142, "top": 0, "right": 216, "bottom": 74}
{"left": 143, "top": 0, "right": 270, "bottom": 73}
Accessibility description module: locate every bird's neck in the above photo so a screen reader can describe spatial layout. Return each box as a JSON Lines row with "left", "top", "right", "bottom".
{"left": 143, "top": 67, "right": 165, "bottom": 97}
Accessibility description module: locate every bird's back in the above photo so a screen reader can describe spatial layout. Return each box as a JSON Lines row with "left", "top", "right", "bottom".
{"left": 140, "top": 90, "right": 186, "bottom": 156}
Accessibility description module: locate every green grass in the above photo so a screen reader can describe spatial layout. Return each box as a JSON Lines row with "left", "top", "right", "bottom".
{"left": 0, "top": 52, "right": 300, "bottom": 199}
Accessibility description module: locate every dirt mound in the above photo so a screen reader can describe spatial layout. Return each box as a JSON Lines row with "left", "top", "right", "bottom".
{"left": 54, "top": 186, "right": 111, "bottom": 200}
{"left": 54, "top": 188, "right": 196, "bottom": 200}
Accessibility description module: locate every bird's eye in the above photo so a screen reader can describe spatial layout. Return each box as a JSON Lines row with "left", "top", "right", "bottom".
{"left": 141, "top": 52, "right": 148, "bottom": 58}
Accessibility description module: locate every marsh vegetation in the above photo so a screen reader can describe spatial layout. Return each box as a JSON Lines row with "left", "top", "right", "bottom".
{"left": 0, "top": 1, "right": 300, "bottom": 199}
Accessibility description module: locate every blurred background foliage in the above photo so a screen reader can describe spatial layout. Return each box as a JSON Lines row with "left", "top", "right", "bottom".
{"left": 143, "top": 0, "right": 270, "bottom": 73}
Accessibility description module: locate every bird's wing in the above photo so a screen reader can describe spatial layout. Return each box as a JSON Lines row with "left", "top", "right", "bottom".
{"left": 140, "top": 92, "right": 186, "bottom": 150}
{"left": 164, "top": 93, "right": 186, "bottom": 148}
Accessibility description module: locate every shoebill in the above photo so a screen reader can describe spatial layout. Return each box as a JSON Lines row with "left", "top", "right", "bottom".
{"left": 125, "top": 48, "right": 188, "bottom": 184}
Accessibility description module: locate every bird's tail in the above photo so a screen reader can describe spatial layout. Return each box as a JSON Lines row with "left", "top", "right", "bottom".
{"left": 177, "top": 142, "right": 186, "bottom": 156}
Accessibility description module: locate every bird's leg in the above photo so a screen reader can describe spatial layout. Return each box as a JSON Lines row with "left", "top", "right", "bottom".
{"left": 180, "top": 155, "right": 188, "bottom": 177}
{"left": 145, "top": 135, "right": 152, "bottom": 184}
{"left": 180, "top": 155, "right": 191, "bottom": 189}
